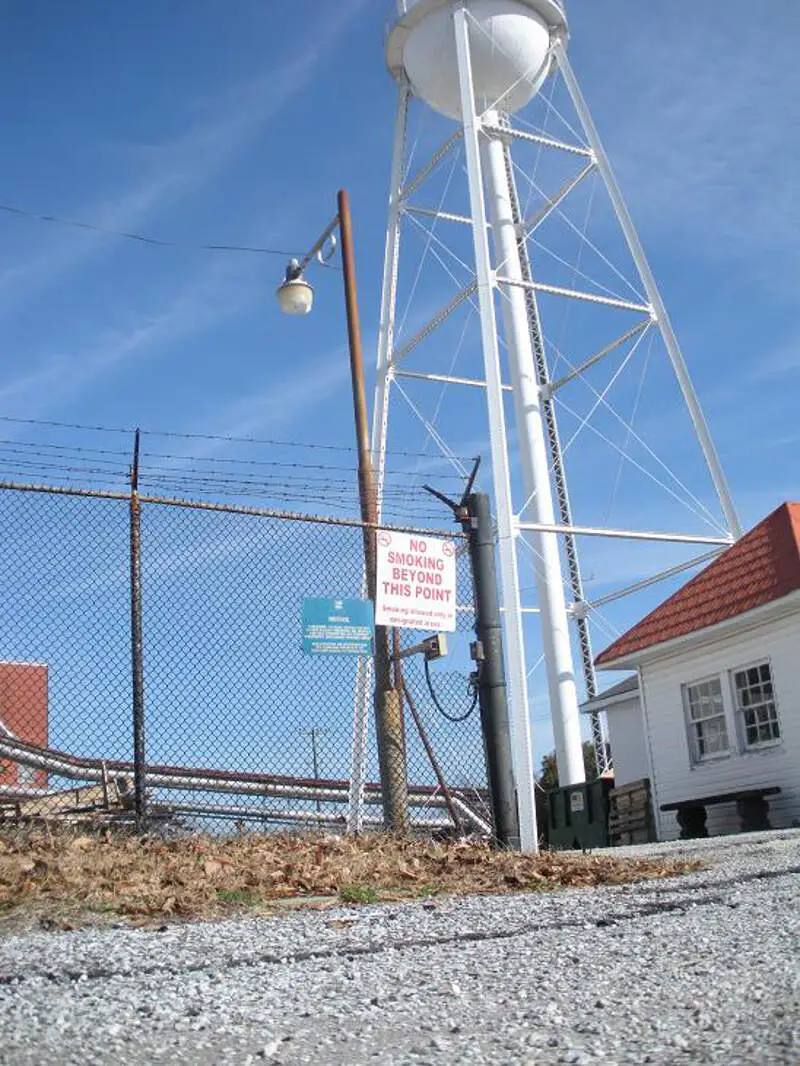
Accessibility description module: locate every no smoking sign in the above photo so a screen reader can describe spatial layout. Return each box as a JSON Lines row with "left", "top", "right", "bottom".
{"left": 375, "top": 530, "right": 457, "bottom": 632}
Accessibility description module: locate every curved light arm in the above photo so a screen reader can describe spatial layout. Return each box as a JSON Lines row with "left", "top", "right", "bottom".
{"left": 294, "top": 215, "right": 340, "bottom": 275}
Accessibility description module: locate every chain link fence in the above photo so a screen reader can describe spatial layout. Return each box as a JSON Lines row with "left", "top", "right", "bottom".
{"left": 0, "top": 482, "right": 490, "bottom": 836}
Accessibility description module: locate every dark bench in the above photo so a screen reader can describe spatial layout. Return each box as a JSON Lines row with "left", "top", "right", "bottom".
{"left": 660, "top": 787, "right": 780, "bottom": 839}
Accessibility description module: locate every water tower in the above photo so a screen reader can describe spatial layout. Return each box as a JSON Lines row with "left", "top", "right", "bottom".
{"left": 373, "top": 0, "right": 740, "bottom": 848}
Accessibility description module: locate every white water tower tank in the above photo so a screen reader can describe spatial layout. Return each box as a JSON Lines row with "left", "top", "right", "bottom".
{"left": 387, "top": 0, "right": 568, "bottom": 120}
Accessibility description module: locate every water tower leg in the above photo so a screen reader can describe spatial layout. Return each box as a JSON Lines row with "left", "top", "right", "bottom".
{"left": 480, "top": 112, "right": 586, "bottom": 789}
{"left": 453, "top": 2, "right": 538, "bottom": 851}
{"left": 372, "top": 81, "right": 410, "bottom": 499}
{"left": 499, "top": 136, "right": 610, "bottom": 776}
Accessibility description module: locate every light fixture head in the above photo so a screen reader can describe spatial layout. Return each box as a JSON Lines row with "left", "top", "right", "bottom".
{"left": 277, "top": 259, "right": 313, "bottom": 316}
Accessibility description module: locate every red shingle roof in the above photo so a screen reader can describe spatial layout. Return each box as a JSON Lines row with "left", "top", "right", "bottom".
{"left": 595, "top": 502, "right": 800, "bottom": 666}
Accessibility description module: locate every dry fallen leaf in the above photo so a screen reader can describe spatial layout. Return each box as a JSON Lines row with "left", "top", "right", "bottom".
{"left": 68, "top": 836, "right": 94, "bottom": 853}
{"left": 0, "top": 823, "right": 703, "bottom": 927}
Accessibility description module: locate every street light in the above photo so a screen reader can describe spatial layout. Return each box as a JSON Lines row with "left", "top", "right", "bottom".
{"left": 276, "top": 258, "right": 314, "bottom": 316}
{"left": 276, "top": 190, "right": 409, "bottom": 836}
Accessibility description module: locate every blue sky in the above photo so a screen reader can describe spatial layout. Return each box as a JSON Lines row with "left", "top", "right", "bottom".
{"left": 2, "top": 0, "right": 796, "bottom": 460}
{"left": 1, "top": 0, "right": 798, "bottom": 777}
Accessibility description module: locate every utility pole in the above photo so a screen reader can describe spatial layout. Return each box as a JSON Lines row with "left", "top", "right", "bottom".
{"left": 277, "top": 192, "right": 409, "bottom": 834}
{"left": 305, "top": 727, "right": 327, "bottom": 813}
{"left": 338, "top": 191, "right": 409, "bottom": 834}
{"left": 425, "top": 461, "right": 520, "bottom": 848}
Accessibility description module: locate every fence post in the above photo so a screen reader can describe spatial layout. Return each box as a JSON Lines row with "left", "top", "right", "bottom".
{"left": 466, "top": 492, "right": 520, "bottom": 848}
{"left": 129, "top": 429, "right": 147, "bottom": 831}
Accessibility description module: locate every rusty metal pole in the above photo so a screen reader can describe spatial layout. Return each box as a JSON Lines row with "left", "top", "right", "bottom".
{"left": 392, "top": 630, "right": 462, "bottom": 836}
{"left": 128, "top": 428, "right": 147, "bottom": 831}
{"left": 337, "top": 189, "right": 409, "bottom": 834}
{"left": 391, "top": 628, "right": 408, "bottom": 765}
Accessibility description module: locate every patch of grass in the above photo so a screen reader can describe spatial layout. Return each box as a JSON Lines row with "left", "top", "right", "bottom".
{"left": 216, "top": 888, "right": 259, "bottom": 907}
{"left": 339, "top": 883, "right": 379, "bottom": 905}
{"left": 0, "top": 822, "right": 705, "bottom": 930}
{"left": 414, "top": 882, "right": 443, "bottom": 899}
{"left": 87, "top": 900, "right": 117, "bottom": 914}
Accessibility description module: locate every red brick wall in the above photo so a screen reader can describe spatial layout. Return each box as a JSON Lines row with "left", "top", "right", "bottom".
{"left": 0, "top": 662, "right": 48, "bottom": 790}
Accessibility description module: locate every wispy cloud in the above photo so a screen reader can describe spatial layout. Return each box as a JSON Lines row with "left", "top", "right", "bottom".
{"left": 749, "top": 331, "right": 800, "bottom": 383}
{"left": 147, "top": 347, "right": 353, "bottom": 467}
{"left": 0, "top": 0, "right": 369, "bottom": 310}
{"left": 577, "top": 1, "right": 800, "bottom": 296}
{"left": 0, "top": 252, "right": 262, "bottom": 410}
{"left": 0, "top": 0, "right": 372, "bottom": 412}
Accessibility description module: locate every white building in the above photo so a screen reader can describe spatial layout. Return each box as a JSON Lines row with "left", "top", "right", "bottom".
{"left": 580, "top": 675, "right": 645, "bottom": 788}
{"left": 587, "top": 502, "right": 800, "bottom": 840}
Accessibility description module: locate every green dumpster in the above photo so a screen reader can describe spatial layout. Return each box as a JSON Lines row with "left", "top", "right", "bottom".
{"left": 547, "top": 777, "right": 613, "bottom": 850}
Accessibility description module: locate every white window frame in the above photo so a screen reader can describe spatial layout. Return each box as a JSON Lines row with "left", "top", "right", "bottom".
{"left": 729, "top": 658, "right": 783, "bottom": 752}
{"left": 681, "top": 673, "right": 731, "bottom": 765}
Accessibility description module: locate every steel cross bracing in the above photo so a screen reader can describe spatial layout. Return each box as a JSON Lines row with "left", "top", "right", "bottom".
{"left": 377, "top": 124, "right": 622, "bottom": 776}
{"left": 373, "top": 2, "right": 742, "bottom": 836}
{"left": 553, "top": 39, "right": 741, "bottom": 540}
{"left": 372, "top": 80, "right": 410, "bottom": 510}
{"left": 376, "top": 123, "right": 739, "bottom": 547}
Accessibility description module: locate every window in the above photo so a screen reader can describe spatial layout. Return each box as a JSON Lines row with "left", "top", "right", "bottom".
{"left": 684, "top": 677, "right": 729, "bottom": 762}
{"left": 732, "top": 662, "right": 781, "bottom": 748}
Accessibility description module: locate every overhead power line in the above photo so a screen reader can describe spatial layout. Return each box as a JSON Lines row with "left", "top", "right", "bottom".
{"left": 0, "top": 201, "right": 300, "bottom": 259}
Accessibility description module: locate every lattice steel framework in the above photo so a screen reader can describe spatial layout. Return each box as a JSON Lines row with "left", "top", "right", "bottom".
{"left": 373, "top": 0, "right": 740, "bottom": 848}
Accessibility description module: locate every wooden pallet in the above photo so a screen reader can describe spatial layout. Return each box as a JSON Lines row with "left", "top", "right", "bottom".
{"left": 609, "top": 778, "right": 655, "bottom": 846}
{"left": 0, "top": 776, "right": 133, "bottom": 822}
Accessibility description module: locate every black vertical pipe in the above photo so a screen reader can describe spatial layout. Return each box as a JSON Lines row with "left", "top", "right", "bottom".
{"left": 466, "top": 491, "right": 520, "bottom": 848}
{"left": 129, "top": 429, "right": 147, "bottom": 831}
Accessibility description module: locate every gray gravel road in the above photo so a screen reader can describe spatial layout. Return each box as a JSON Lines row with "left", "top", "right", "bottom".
{"left": 0, "top": 830, "right": 797, "bottom": 1065}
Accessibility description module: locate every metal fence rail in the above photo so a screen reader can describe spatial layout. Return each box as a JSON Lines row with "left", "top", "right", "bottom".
{"left": 0, "top": 480, "right": 486, "bottom": 835}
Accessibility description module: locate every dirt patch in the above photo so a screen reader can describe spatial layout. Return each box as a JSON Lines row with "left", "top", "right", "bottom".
{"left": 0, "top": 824, "right": 704, "bottom": 932}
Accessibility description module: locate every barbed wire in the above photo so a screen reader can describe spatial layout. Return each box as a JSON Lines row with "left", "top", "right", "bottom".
{"left": 0, "top": 444, "right": 466, "bottom": 521}
{"left": 0, "top": 414, "right": 477, "bottom": 464}
{"left": 0, "top": 467, "right": 452, "bottom": 520}
{"left": 0, "top": 441, "right": 467, "bottom": 483}
{"left": 0, "top": 414, "right": 476, "bottom": 526}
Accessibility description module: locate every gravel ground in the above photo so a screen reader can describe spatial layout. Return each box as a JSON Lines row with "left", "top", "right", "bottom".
{"left": 0, "top": 829, "right": 797, "bottom": 1065}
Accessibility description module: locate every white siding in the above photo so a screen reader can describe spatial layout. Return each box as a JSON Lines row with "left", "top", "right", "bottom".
{"left": 640, "top": 607, "right": 800, "bottom": 840}
{"left": 605, "top": 697, "right": 649, "bottom": 787}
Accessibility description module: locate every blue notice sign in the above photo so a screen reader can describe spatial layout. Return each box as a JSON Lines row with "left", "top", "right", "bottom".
{"left": 302, "top": 598, "right": 374, "bottom": 656}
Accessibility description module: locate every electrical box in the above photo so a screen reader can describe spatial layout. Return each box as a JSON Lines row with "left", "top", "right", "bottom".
{"left": 546, "top": 777, "right": 614, "bottom": 850}
{"left": 423, "top": 633, "right": 448, "bottom": 660}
